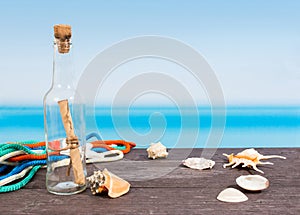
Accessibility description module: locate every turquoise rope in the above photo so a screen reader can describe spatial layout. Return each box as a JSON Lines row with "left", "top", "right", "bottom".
{"left": 7, "top": 140, "right": 38, "bottom": 144}
{"left": 0, "top": 144, "right": 45, "bottom": 157}
{"left": 0, "top": 165, "right": 41, "bottom": 193}
{"left": 112, "top": 145, "right": 126, "bottom": 150}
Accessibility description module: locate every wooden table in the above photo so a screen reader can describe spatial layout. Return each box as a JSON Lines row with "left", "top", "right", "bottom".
{"left": 1, "top": 148, "right": 299, "bottom": 215}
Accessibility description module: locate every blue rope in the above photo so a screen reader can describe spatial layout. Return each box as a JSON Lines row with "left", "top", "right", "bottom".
{"left": 0, "top": 160, "right": 45, "bottom": 180}
{"left": 33, "top": 147, "right": 46, "bottom": 150}
{"left": 0, "top": 155, "right": 68, "bottom": 180}
{"left": 86, "top": 132, "right": 102, "bottom": 141}
{"left": 0, "top": 165, "right": 9, "bottom": 173}
{"left": 48, "top": 155, "right": 69, "bottom": 162}
{"left": 91, "top": 147, "right": 108, "bottom": 153}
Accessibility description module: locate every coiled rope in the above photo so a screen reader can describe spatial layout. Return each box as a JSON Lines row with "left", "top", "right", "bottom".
{"left": 0, "top": 133, "right": 136, "bottom": 193}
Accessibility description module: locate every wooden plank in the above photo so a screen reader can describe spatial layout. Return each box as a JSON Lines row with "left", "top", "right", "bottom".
{"left": 0, "top": 148, "right": 299, "bottom": 215}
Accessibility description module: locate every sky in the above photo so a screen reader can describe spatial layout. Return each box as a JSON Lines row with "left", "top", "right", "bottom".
{"left": 0, "top": 0, "right": 299, "bottom": 106}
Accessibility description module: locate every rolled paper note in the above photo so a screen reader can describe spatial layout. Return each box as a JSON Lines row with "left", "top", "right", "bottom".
{"left": 58, "top": 99, "right": 85, "bottom": 185}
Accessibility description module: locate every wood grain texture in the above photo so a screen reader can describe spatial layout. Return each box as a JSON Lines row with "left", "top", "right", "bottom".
{"left": 1, "top": 148, "right": 299, "bottom": 215}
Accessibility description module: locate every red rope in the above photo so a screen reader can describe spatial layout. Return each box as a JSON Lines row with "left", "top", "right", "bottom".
{"left": 9, "top": 154, "right": 47, "bottom": 162}
{"left": 23, "top": 142, "right": 46, "bottom": 148}
{"left": 91, "top": 140, "right": 136, "bottom": 154}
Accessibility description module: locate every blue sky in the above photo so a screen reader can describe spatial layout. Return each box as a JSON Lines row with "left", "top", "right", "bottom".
{"left": 0, "top": 0, "right": 299, "bottom": 106}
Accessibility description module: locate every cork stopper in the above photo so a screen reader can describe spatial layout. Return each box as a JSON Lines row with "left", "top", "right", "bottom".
{"left": 54, "top": 24, "right": 72, "bottom": 40}
{"left": 53, "top": 24, "right": 72, "bottom": 53}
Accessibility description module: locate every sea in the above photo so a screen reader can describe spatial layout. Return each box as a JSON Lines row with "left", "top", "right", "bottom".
{"left": 0, "top": 106, "right": 299, "bottom": 148}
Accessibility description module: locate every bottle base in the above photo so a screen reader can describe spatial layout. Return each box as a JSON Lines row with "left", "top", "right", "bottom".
{"left": 47, "top": 181, "right": 86, "bottom": 195}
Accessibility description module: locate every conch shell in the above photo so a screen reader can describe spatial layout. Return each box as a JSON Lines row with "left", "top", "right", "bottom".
{"left": 147, "top": 142, "right": 168, "bottom": 159}
{"left": 223, "top": 148, "right": 286, "bottom": 174}
{"left": 87, "top": 169, "right": 130, "bottom": 198}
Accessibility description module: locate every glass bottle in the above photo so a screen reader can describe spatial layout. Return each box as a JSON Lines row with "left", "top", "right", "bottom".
{"left": 43, "top": 24, "right": 86, "bottom": 195}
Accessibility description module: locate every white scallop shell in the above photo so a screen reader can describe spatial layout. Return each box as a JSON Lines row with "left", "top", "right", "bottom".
{"left": 182, "top": 157, "right": 215, "bottom": 170}
{"left": 217, "top": 188, "right": 248, "bottom": 203}
{"left": 236, "top": 175, "right": 269, "bottom": 191}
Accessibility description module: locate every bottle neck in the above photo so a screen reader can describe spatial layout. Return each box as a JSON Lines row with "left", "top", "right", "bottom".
{"left": 52, "top": 39, "right": 75, "bottom": 89}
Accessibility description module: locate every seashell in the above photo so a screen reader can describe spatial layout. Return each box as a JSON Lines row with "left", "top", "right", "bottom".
{"left": 102, "top": 169, "right": 130, "bottom": 198}
{"left": 182, "top": 157, "right": 215, "bottom": 170}
{"left": 223, "top": 148, "right": 286, "bottom": 174}
{"left": 87, "top": 168, "right": 130, "bottom": 198}
{"left": 217, "top": 188, "right": 248, "bottom": 203}
{"left": 86, "top": 170, "right": 106, "bottom": 195}
{"left": 236, "top": 175, "right": 269, "bottom": 191}
{"left": 147, "top": 142, "right": 168, "bottom": 159}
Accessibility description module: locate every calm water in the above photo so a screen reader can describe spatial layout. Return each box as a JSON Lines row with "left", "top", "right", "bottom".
{"left": 0, "top": 106, "right": 299, "bottom": 148}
